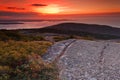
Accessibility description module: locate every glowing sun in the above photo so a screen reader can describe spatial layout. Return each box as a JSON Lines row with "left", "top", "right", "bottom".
{"left": 34, "top": 4, "right": 62, "bottom": 14}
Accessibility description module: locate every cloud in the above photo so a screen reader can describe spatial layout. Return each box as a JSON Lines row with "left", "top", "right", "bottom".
{"left": 7, "top": 7, "right": 25, "bottom": 10}
{"left": 0, "top": 11, "right": 39, "bottom": 18}
{"left": 31, "top": 4, "right": 47, "bottom": 7}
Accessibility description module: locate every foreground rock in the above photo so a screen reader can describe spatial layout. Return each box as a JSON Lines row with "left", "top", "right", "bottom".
{"left": 42, "top": 39, "right": 120, "bottom": 80}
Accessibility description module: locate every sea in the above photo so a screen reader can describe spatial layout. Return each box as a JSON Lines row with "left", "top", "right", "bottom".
{"left": 0, "top": 13, "right": 120, "bottom": 30}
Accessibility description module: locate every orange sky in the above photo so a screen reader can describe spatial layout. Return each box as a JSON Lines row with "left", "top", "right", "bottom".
{"left": 0, "top": 0, "right": 120, "bottom": 19}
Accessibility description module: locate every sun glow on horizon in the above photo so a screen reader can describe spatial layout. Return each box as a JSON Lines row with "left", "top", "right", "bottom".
{"left": 34, "top": 4, "right": 64, "bottom": 14}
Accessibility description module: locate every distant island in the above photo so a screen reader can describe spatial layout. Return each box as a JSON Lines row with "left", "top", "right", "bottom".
{"left": 0, "top": 22, "right": 24, "bottom": 25}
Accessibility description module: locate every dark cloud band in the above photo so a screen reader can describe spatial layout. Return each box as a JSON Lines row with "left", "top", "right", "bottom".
{"left": 0, "top": 11, "right": 39, "bottom": 17}
{"left": 31, "top": 4, "right": 47, "bottom": 7}
{"left": 7, "top": 7, "right": 25, "bottom": 10}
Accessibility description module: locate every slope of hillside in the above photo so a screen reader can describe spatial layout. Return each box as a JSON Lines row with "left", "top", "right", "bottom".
{"left": 19, "top": 23, "right": 120, "bottom": 40}
{"left": 44, "top": 23, "right": 120, "bottom": 36}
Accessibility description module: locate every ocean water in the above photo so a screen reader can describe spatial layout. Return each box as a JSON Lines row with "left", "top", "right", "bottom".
{"left": 0, "top": 14, "right": 120, "bottom": 30}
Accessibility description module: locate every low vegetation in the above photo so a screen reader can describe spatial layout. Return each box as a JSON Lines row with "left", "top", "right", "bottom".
{"left": 0, "top": 41, "right": 58, "bottom": 80}
{"left": 0, "top": 30, "right": 45, "bottom": 41}
{"left": 53, "top": 35, "right": 75, "bottom": 42}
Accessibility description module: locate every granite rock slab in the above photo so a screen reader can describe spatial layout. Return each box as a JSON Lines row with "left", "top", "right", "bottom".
{"left": 42, "top": 39, "right": 120, "bottom": 80}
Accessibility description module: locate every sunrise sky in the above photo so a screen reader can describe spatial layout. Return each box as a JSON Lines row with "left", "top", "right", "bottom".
{"left": 0, "top": 0, "right": 120, "bottom": 19}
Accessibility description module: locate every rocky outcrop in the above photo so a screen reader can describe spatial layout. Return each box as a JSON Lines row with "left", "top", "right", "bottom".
{"left": 42, "top": 39, "right": 120, "bottom": 80}
{"left": 42, "top": 39, "right": 77, "bottom": 62}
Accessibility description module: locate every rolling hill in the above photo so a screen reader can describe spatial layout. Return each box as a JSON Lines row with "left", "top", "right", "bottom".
{"left": 19, "top": 23, "right": 120, "bottom": 39}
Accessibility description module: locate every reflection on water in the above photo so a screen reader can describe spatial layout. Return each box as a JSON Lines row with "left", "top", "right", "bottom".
{"left": 0, "top": 21, "right": 66, "bottom": 30}
{"left": 0, "top": 14, "right": 120, "bottom": 30}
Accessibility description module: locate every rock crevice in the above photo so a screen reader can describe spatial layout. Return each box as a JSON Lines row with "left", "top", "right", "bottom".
{"left": 42, "top": 39, "right": 120, "bottom": 80}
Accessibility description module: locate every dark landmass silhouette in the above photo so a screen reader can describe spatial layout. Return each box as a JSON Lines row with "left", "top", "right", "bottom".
{"left": 0, "top": 22, "right": 24, "bottom": 25}
{"left": 0, "top": 19, "right": 69, "bottom": 22}
{"left": 1, "top": 22, "right": 120, "bottom": 40}
{"left": 18, "top": 23, "right": 120, "bottom": 39}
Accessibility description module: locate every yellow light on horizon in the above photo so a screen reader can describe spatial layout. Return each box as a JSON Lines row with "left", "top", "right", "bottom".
{"left": 34, "top": 4, "right": 62, "bottom": 14}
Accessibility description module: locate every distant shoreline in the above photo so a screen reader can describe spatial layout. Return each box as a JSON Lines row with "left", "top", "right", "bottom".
{"left": 0, "top": 22, "right": 24, "bottom": 25}
{"left": 0, "top": 22, "right": 118, "bottom": 30}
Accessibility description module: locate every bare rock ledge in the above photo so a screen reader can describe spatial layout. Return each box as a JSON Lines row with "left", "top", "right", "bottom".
{"left": 42, "top": 39, "right": 120, "bottom": 80}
